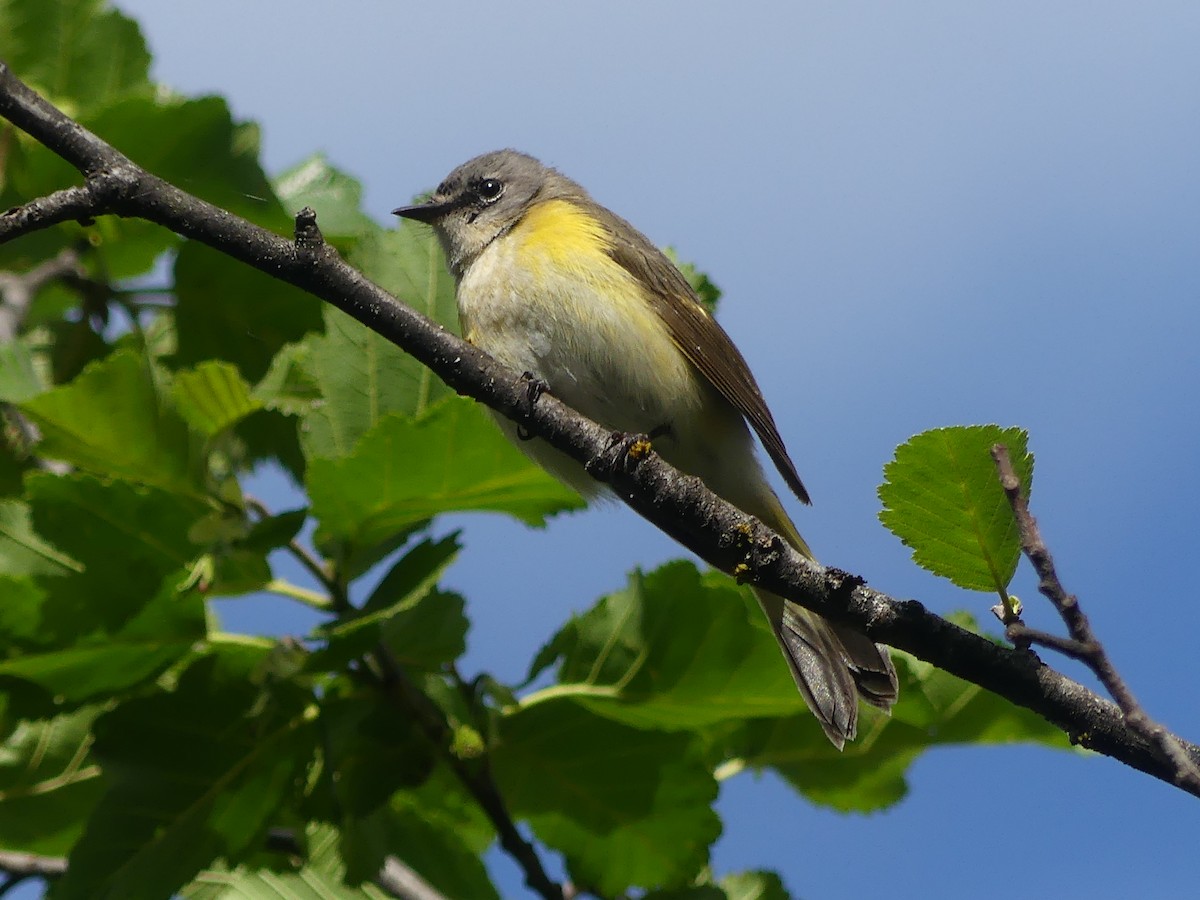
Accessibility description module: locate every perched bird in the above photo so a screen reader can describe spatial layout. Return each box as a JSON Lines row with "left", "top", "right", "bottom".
{"left": 394, "top": 150, "right": 897, "bottom": 746}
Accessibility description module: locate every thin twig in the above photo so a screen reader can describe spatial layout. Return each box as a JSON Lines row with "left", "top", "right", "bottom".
{"left": 992, "top": 443, "right": 1200, "bottom": 791}
{"left": 0, "top": 246, "right": 85, "bottom": 339}
{"left": 369, "top": 647, "right": 565, "bottom": 900}
{"left": 245, "top": 494, "right": 337, "bottom": 602}
{"left": 1004, "top": 622, "right": 1095, "bottom": 662}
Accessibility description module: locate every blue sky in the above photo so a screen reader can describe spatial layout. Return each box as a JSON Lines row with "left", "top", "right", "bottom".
{"left": 71, "top": 2, "right": 1200, "bottom": 897}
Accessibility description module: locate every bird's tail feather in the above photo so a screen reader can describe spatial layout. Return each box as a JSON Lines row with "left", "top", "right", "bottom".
{"left": 754, "top": 587, "right": 898, "bottom": 748}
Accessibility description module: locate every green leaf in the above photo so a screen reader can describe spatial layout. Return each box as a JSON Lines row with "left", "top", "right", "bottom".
{"left": 307, "top": 398, "right": 581, "bottom": 551}
{"left": 184, "top": 869, "right": 389, "bottom": 900}
{"left": 0, "top": 574, "right": 46, "bottom": 646}
{"left": 878, "top": 425, "right": 1034, "bottom": 593}
{"left": 0, "top": 0, "right": 151, "bottom": 110}
{"left": 663, "top": 248, "right": 722, "bottom": 314}
{"left": 0, "top": 705, "right": 106, "bottom": 856}
{"left": 234, "top": 408, "right": 307, "bottom": 483}
{"left": 25, "top": 472, "right": 209, "bottom": 640}
{"left": 347, "top": 223, "right": 459, "bottom": 337}
{"left": 316, "top": 534, "right": 466, "bottom": 670}
{"left": 174, "top": 242, "right": 324, "bottom": 384}
{"left": 294, "top": 222, "right": 458, "bottom": 459}
{"left": 0, "top": 571, "right": 205, "bottom": 701}
{"left": 720, "top": 633, "right": 1068, "bottom": 813}
{"left": 241, "top": 508, "right": 307, "bottom": 554}
{"left": 273, "top": 154, "right": 377, "bottom": 242}
{"left": 10, "top": 94, "right": 287, "bottom": 280}
{"left": 493, "top": 697, "right": 720, "bottom": 895}
{"left": 19, "top": 349, "right": 205, "bottom": 493}
{"left": 56, "top": 648, "right": 316, "bottom": 900}
{"left": 173, "top": 361, "right": 262, "bottom": 437}
{"left": 0, "top": 435, "right": 30, "bottom": 497}
{"left": 86, "top": 96, "right": 288, "bottom": 229}
{"left": 183, "top": 822, "right": 391, "bottom": 899}
{"left": 525, "top": 562, "right": 803, "bottom": 728}
{"left": 317, "top": 692, "right": 434, "bottom": 817}
{"left": 0, "top": 336, "right": 49, "bottom": 402}
{"left": 336, "top": 802, "right": 500, "bottom": 900}
{"left": 0, "top": 499, "right": 81, "bottom": 578}
{"left": 295, "top": 309, "right": 445, "bottom": 462}
{"left": 646, "top": 869, "right": 792, "bottom": 900}
{"left": 378, "top": 794, "right": 498, "bottom": 898}
{"left": 254, "top": 342, "right": 322, "bottom": 416}
{"left": 721, "top": 871, "right": 791, "bottom": 900}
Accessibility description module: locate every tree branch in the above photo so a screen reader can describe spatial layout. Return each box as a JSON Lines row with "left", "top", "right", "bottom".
{"left": 992, "top": 444, "right": 1200, "bottom": 791}
{"left": 368, "top": 645, "right": 564, "bottom": 900}
{"left": 0, "top": 850, "right": 67, "bottom": 881}
{"left": 1, "top": 63, "right": 1198, "bottom": 800}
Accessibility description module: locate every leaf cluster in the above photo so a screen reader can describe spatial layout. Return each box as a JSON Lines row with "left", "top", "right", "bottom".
{"left": 0, "top": 3, "right": 1064, "bottom": 898}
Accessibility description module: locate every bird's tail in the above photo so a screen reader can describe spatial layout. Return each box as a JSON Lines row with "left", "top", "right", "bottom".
{"left": 752, "top": 499, "right": 898, "bottom": 749}
{"left": 753, "top": 588, "right": 897, "bottom": 748}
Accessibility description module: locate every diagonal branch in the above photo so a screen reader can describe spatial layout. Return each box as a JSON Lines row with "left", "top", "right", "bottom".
{"left": 1, "top": 62, "right": 1198, "bottom": 799}
{"left": 992, "top": 444, "right": 1200, "bottom": 791}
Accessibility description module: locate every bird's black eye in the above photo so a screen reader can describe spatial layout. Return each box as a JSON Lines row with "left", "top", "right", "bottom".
{"left": 476, "top": 178, "right": 504, "bottom": 203}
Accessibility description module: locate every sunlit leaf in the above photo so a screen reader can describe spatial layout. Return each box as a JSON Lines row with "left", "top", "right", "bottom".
{"left": 879, "top": 425, "right": 1033, "bottom": 593}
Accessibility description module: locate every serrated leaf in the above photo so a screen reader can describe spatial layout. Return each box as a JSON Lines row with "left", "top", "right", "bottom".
{"left": 296, "top": 308, "right": 447, "bottom": 462}
{"left": 183, "top": 821, "right": 390, "bottom": 899}
{"left": 307, "top": 398, "right": 581, "bottom": 551}
{"left": 525, "top": 562, "right": 803, "bottom": 728}
{"left": 0, "top": 705, "right": 106, "bottom": 856}
{"left": 878, "top": 425, "right": 1033, "bottom": 593}
{"left": 254, "top": 342, "right": 322, "bottom": 416}
{"left": 173, "top": 361, "right": 262, "bottom": 437}
{"left": 294, "top": 222, "right": 458, "bottom": 459}
{"left": 184, "top": 867, "right": 390, "bottom": 900}
{"left": 56, "top": 649, "right": 316, "bottom": 900}
{"left": 493, "top": 697, "right": 720, "bottom": 894}
{"left": 19, "top": 349, "right": 205, "bottom": 493}
{"left": 347, "top": 223, "right": 459, "bottom": 338}
{"left": 184, "top": 870, "right": 389, "bottom": 900}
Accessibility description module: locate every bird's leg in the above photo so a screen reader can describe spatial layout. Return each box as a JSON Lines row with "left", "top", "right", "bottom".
{"left": 515, "top": 371, "right": 548, "bottom": 441}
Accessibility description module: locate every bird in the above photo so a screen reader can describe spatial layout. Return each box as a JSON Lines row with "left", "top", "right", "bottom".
{"left": 394, "top": 149, "right": 897, "bottom": 747}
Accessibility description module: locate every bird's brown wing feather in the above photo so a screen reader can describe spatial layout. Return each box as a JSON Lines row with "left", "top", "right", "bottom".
{"left": 600, "top": 208, "right": 811, "bottom": 505}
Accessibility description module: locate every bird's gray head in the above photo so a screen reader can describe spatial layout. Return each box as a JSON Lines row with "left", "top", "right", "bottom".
{"left": 393, "top": 150, "right": 582, "bottom": 277}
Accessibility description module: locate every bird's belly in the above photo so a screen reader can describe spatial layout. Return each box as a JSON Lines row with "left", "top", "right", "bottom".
{"left": 457, "top": 238, "right": 705, "bottom": 438}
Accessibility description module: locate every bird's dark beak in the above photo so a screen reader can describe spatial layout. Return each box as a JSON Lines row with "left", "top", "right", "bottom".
{"left": 392, "top": 197, "right": 457, "bottom": 223}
